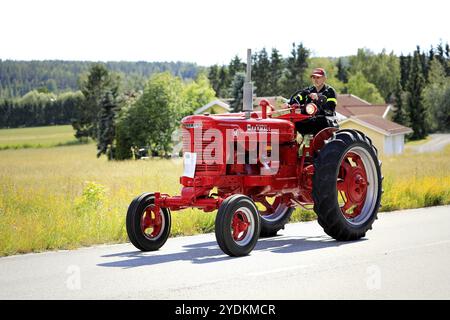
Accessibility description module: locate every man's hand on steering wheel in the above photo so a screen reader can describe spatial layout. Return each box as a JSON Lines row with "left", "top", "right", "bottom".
{"left": 288, "top": 89, "right": 309, "bottom": 106}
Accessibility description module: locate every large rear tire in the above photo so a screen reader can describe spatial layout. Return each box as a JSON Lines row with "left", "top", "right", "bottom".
{"left": 215, "top": 195, "right": 260, "bottom": 257}
{"left": 126, "top": 193, "right": 171, "bottom": 251}
{"left": 312, "top": 130, "right": 382, "bottom": 240}
{"left": 257, "top": 196, "right": 294, "bottom": 237}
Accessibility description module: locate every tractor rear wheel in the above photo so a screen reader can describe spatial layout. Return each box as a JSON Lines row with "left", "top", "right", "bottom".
{"left": 126, "top": 192, "right": 171, "bottom": 251}
{"left": 257, "top": 196, "right": 294, "bottom": 237}
{"left": 215, "top": 195, "right": 261, "bottom": 257}
{"left": 312, "top": 129, "right": 382, "bottom": 241}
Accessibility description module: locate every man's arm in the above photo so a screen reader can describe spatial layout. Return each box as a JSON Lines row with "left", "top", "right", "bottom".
{"left": 289, "top": 88, "right": 311, "bottom": 105}
{"left": 321, "top": 87, "right": 337, "bottom": 115}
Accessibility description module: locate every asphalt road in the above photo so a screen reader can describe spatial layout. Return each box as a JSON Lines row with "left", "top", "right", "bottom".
{"left": 406, "top": 133, "right": 450, "bottom": 153}
{"left": 1, "top": 205, "right": 449, "bottom": 299}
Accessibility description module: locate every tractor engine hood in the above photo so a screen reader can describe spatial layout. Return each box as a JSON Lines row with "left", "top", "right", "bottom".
{"left": 181, "top": 113, "right": 296, "bottom": 144}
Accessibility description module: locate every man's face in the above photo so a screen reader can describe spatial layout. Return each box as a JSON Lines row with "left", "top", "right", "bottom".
{"left": 311, "top": 75, "right": 326, "bottom": 88}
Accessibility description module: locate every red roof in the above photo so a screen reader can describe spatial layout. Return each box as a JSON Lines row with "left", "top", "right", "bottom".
{"left": 337, "top": 105, "right": 390, "bottom": 117}
{"left": 337, "top": 94, "right": 371, "bottom": 106}
{"left": 336, "top": 94, "right": 390, "bottom": 118}
{"left": 343, "top": 115, "right": 413, "bottom": 136}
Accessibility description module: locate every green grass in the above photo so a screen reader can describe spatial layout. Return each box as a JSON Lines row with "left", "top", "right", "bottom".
{"left": 405, "top": 136, "right": 432, "bottom": 146}
{"left": 0, "top": 125, "right": 88, "bottom": 150}
{"left": 0, "top": 134, "right": 449, "bottom": 256}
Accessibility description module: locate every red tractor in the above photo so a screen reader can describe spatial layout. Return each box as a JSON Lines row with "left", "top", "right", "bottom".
{"left": 126, "top": 97, "right": 383, "bottom": 257}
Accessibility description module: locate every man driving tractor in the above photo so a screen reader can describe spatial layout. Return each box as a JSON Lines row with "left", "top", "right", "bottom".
{"left": 289, "top": 67, "right": 339, "bottom": 135}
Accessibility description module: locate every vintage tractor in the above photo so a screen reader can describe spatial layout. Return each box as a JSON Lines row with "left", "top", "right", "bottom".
{"left": 126, "top": 52, "right": 382, "bottom": 257}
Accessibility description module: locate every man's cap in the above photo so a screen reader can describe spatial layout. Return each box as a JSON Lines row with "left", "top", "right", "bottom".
{"left": 311, "top": 68, "right": 327, "bottom": 77}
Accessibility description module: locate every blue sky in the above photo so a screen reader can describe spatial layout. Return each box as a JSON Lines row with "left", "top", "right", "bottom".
{"left": 1, "top": 0, "right": 449, "bottom": 65}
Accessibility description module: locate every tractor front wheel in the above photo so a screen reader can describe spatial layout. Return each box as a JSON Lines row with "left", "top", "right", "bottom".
{"left": 215, "top": 195, "right": 261, "bottom": 257}
{"left": 126, "top": 193, "right": 171, "bottom": 251}
{"left": 313, "top": 130, "right": 382, "bottom": 241}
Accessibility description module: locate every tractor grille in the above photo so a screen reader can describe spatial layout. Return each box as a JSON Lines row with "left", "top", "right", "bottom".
{"left": 182, "top": 128, "right": 222, "bottom": 174}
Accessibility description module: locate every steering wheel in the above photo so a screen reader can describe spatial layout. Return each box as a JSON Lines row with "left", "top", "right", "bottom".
{"left": 288, "top": 89, "right": 306, "bottom": 105}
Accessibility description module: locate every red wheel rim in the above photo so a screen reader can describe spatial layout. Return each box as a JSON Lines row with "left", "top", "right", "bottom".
{"left": 140, "top": 206, "right": 164, "bottom": 240}
{"left": 258, "top": 197, "right": 282, "bottom": 216}
{"left": 337, "top": 151, "right": 369, "bottom": 219}
{"left": 231, "top": 210, "right": 250, "bottom": 241}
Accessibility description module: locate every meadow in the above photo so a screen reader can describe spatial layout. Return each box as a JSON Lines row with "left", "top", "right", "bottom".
{"left": 0, "top": 125, "right": 84, "bottom": 150}
{"left": 0, "top": 126, "right": 449, "bottom": 256}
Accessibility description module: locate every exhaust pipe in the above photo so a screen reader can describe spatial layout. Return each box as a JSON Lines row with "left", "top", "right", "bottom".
{"left": 243, "top": 48, "right": 253, "bottom": 118}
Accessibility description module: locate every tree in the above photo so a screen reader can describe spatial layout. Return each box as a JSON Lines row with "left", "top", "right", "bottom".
{"left": 392, "top": 79, "right": 409, "bottom": 126}
{"left": 336, "top": 57, "right": 349, "bottom": 83}
{"left": 346, "top": 72, "right": 385, "bottom": 104}
{"left": 115, "top": 72, "right": 184, "bottom": 158}
{"left": 400, "top": 54, "right": 411, "bottom": 89}
{"left": 229, "top": 72, "right": 246, "bottom": 112}
{"left": 207, "top": 65, "right": 220, "bottom": 97}
{"left": 96, "top": 90, "right": 120, "bottom": 159}
{"left": 182, "top": 73, "right": 216, "bottom": 116}
{"left": 348, "top": 48, "right": 398, "bottom": 102}
{"left": 423, "top": 59, "right": 450, "bottom": 132}
{"left": 268, "top": 48, "right": 284, "bottom": 96}
{"left": 74, "top": 64, "right": 120, "bottom": 142}
{"left": 406, "top": 49, "right": 428, "bottom": 140}
{"left": 252, "top": 48, "right": 271, "bottom": 96}
{"left": 281, "top": 43, "right": 309, "bottom": 97}
{"left": 229, "top": 55, "right": 245, "bottom": 78}
{"left": 218, "top": 66, "right": 230, "bottom": 98}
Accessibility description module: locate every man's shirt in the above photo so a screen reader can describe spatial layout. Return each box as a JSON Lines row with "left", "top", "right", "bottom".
{"left": 296, "top": 84, "right": 337, "bottom": 117}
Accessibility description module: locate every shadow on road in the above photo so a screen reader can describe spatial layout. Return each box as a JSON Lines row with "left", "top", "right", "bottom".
{"left": 98, "top": 234, "right": 364, "bottom": 269}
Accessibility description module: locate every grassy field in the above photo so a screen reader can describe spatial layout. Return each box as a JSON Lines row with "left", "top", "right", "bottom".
{"left": 0, "top": 125, "right": 86, "bottom": 150}
{"left": 0, "top": 128, "right": 449, "bottom": 256}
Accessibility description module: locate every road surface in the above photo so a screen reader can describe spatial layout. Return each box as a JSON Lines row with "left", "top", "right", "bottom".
{"left": 406, "top": 133, "right": 450, "bottom": 153}
{"left": 1, "top": 206, "right": 449, "bottom": 299}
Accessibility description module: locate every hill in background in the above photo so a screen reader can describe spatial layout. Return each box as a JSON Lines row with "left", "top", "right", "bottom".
{"left": 0, "top": 60, "right": 203, "bottom": 98}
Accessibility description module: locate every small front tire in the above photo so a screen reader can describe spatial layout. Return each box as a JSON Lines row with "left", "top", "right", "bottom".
{"left": 215, "top": 195, "right": 261, "bottom": 257}
{"left": 126, "top": 192, "right": 171, "bottom": 251}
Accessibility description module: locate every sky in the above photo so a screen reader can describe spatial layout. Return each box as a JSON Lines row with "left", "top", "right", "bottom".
{"left": 0, "top": 0, "right": 449, "bottom": 66}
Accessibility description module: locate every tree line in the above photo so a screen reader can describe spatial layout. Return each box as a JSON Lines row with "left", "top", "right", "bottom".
{"left": 0, "top": 60, "right": 202, "bottom": 99}
{"left": 0, "top": 90, "right": 84, "bottom": 128}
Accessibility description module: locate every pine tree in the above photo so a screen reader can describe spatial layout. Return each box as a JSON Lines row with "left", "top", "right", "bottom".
{"left": 417, "top": 46, "right": 429, "bottom": 83}
{"left": 230, "top": 72, "right": 245, "bottom": 112}
{"left": 268, "top": 48, "right": 284, "bottom": 96}
{"left": 282, "top": 43, "right": 309, "bottom": 97}
{"left": 399, "top": 54, "right": 411, "bottom": 90}
{"left": 218, "top": 66, "right": 230, "bottom": 98}
{"left": 75, "top": 64, "right": 120, "bottom": 141}
{"left": 207, "top": 65, "right": 220, "bottom": 97}
{"left": 336, "top": 57, "right": 348, "bottom": 83}
{"left": 406, "top": 49, "right": 428, "bottom": 140}
{"left": 392, "top": 79, "right": 408, "bottom": 126}
{"left": 97, "top": 90, "right": 119, "bottom": 159}
{"left": 252, "top": 48, "right": 271, "bottom": 96}
{"left": 444, "top": 43, "right": 450, "bottom": 76}
{"left": 229, "top": 55, "right": 245, "bottom": 78}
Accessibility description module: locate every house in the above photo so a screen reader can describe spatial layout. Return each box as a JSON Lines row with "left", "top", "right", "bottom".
{"left": 336, "top": 94, "right": 392, "bottom": 120}
{"left": 336, "top": 94, "right": 410, "bottom": 156}
{"left": 194, "top": 99, "right": 230, "bottom": 115}
{"left": 339, "top": 115, "right": 412, "bottom": 156}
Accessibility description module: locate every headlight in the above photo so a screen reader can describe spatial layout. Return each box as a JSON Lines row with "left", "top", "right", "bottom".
{"left": 305, "top": 103, "right": 318, "bottom": 115}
